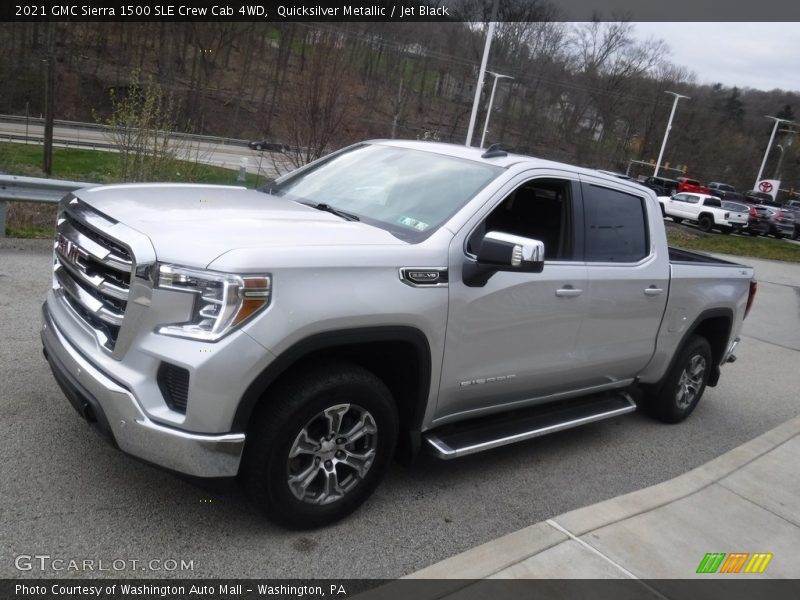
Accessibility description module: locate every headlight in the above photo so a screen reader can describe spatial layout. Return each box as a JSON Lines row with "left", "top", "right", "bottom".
{"left": 156, "top": 264, "right": 271, "bottom": 341}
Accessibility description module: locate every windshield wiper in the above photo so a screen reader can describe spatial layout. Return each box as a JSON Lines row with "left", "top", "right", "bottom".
{"left": 302, "top": 202, "right": 360, "bottom": 221}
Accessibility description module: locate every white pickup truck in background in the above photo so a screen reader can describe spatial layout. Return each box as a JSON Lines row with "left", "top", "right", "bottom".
{"left": 658, "top": 192, "right": 749, "bottom": 234}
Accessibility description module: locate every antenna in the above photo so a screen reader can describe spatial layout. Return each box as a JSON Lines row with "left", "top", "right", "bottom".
{"left": 481, "top": 144, "right": 507, "bottom": 159}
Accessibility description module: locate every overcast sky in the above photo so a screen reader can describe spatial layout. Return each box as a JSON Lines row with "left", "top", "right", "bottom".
{"left": 631, "top": 22, "right": 800, "bottom": 93}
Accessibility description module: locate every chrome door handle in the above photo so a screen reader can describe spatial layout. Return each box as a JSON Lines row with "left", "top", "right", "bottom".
{"left": 644, "top": 287, "right": 664, "bottom": 296}
{"left": 556, "top": 286, "right": 583, "bottom": 297}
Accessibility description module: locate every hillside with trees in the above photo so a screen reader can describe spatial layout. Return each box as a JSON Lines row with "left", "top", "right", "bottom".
{"left": 1, "top": 17, "right": 798, "bottom": 194}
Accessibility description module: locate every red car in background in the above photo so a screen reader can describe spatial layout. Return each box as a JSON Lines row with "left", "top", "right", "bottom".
{"left": 677, "top": 177, "right": 712, "bottom": 195}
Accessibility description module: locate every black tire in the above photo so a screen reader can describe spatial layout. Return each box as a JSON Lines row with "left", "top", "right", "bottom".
{"left": 244, "top": 361, "right": 398, "bottom": 529}
{"left": 641, "top": 335, "right": 712, "bottom": 424}
{"left": 749, "top": 230, "right": 759, "bottom": 237}
{"left": 698, "top": 215, "right": 713, "bottom": 233}
{"left": 672, "top": 217, "right": 683, "bottom": 224}
{"left": 255, "top": 144, "right": 263, "bottom": 151}
{"left": 774, "top": 232, "right": 783, "bottom": 240}
{"left": 792, "top": 227, "right": 799, "bottom": 241}
{"left": 720, "top": 226, "right": 732, "bottom": 235}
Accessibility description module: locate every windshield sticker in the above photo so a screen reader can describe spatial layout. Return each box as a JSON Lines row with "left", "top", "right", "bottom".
{"left": 397, "top": 216, "right": 429, "bottom": 231}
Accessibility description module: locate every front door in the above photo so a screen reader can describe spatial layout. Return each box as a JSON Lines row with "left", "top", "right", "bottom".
{"left": 435, "top": 172, "right": 589, "bottom": 426}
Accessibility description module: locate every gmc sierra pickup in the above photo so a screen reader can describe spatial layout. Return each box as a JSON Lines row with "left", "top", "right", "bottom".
{"left": 41, "top": 141, "right": 757, "bottom": 528}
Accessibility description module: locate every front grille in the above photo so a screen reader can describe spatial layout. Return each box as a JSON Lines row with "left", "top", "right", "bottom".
{"left": 157, "top": 362, "right": 190, "bottom": 413}
{"left": 53, "top": 201, "right": 133, "bottom": 351}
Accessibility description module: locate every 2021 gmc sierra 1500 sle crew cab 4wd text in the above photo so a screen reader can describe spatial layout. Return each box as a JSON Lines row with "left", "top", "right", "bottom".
{"left": 41, "top": 141, "right": 757, "bottom": 528}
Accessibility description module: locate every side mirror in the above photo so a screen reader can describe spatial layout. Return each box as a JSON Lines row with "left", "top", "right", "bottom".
{"left": 476, "top": 231, "right": 545, "bottom": 273}
{"left": 464, "top": 231, "right": 545, "bottom": 287}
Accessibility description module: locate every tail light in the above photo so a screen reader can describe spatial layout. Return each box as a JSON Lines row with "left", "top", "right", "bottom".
{"left": 749, "top": 207, "right": 758, "bottom": 217}
{"left": 775, "top": 212, "right": 784, "bottom": 222}
{"left": 744, "top": 280, "right": 757, "bottom": 320}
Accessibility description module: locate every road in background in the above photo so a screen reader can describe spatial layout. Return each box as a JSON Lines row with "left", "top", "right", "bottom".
{"left": 1, "top": 240, "right": 798, "bottom": 578}
{"left": 0, "top": 118, "right": 288, "bottom": 180}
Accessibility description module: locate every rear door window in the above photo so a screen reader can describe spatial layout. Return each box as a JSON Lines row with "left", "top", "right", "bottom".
{"left": 582, "top": 184, "right": 649, "bottom": 263}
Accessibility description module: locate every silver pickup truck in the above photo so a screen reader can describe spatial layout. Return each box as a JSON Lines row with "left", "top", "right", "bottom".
{"left": 41, "top": 141, "right": 757, "bottom": 528}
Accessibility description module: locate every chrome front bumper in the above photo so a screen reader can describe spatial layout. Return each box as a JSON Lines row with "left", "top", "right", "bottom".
{"left": 41, "top": 303, "right": 245, "bottom": 478}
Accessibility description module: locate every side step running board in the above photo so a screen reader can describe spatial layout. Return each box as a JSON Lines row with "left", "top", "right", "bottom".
{"left": 424, "top": 391, "right": 636, "bottom": 459}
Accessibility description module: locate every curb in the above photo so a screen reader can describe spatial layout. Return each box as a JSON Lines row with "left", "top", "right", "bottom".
{"left": 405, "top": 415, "right": 800, "bottom": 579}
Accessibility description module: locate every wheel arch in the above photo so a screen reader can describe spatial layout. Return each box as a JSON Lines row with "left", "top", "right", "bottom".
{"left": 233, "top": 326, "right": 433, "bottom": 463}
{"left": 656, "top": 308, "right": 733, "bottom": 391}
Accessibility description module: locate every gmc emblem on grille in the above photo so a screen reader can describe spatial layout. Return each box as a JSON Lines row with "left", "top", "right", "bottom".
{"left": 57, "top": 234, "right": 80, "bottom": 263}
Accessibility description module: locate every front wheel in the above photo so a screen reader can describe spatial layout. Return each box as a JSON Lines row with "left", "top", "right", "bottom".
{"left": 244, "top": 362, "right": 398, "bottom": 529}
{"left": 641, "top": 335, "right": 711, "bottom": 424}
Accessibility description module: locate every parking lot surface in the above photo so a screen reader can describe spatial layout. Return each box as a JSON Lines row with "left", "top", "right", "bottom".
{"left": 1, "top": 239, "right": 798, "bottom": 578}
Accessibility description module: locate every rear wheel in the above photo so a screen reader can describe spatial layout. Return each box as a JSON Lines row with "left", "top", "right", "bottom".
{"left": 792, "top": 227, "right": 799, "bottom": 241}
{"left": 641, "top": 335, "right": 711, "bottom": 424}
{"left": 244, "top": 362, "right": 398, "bottom": 529}
{"left": 698, "top": 215, "right": 713, "bottom": 233}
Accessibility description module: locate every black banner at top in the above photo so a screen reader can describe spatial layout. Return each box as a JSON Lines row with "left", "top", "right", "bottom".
{"left": 3, "top": 0, "right": 800, "bottom": 22}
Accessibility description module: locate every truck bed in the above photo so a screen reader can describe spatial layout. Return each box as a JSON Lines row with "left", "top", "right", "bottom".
{"left": 668, "top": 246, "right": 747, "bottom": 267}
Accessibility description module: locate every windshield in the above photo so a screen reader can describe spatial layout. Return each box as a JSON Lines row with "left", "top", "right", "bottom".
{"left": 270, "top": 144, "right": 503, "bottom": 240}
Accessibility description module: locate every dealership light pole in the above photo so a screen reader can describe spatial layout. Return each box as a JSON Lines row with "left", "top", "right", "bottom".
{"left": 479, "top": 72, "right": 513, "bottom": 149}
{"left": 754, "top": 116, "right": 792, "bottom": 189}
{"left": 465, "top": 0, "right": 498, "bottom": 147}
{"left": 654, "top": 91, "right": 689, "bottom": 177}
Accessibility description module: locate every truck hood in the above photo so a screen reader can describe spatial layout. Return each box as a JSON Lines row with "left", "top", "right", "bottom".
{"left": 78, "top": 184, "right": 405, "bottom": 267}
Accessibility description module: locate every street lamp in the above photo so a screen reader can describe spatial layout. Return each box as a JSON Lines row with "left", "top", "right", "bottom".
{"left": 654, "top": 91, "right": 690, "bottom": 177}
{"left": 479, "top": 72, "right": 514, "bottom": 149}
{"left": 754, "top": 116, "right": 793, "bottom": 189}
{"left": 465, "top": 0, "right": 499, "bottom": 147}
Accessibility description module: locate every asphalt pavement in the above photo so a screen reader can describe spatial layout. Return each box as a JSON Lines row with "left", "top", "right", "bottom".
{"left": 0, "top": 240, "right": 798, "bottom": 579}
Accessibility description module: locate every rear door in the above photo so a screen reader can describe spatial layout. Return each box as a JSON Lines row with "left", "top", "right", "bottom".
{"left": 572, "top": 177, "right": 670, "bottom": 385}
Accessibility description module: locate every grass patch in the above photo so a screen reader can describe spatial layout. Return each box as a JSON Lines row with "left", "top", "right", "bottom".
{"left": 666, "top": 222, "right": 800, "bottom": 262}
{"left": 1, "top": 142, "right": 266, "bottom": 237}
{"left": 0, "top": 142, "right": 261, "bottom": 187}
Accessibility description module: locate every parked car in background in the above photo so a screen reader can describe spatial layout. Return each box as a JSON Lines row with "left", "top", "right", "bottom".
{"left": 744, "top": 190, "right": 778, "bottom": 206}
{"left": 707, "top": 182, "right": 736, "bottom": 194}
{"left": 707, "top": 182, "right": 745, "bottom": 203}
{"left": 747, "top": 206, "right": 796, "bottom": 238}
{"left": 659, "top": 192, "right": 748, "bottom": 233}
{"left": 781, "top": 201, "right": 800, "bottom": 239}
{"left": 249, "top": 139, "right": 291, "bottom": 152}
{"left": 677, "top": 177, "right": 712, "bottom": 195}
{"left": 642, "top": 176, "right": 679, "bottom": 196}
